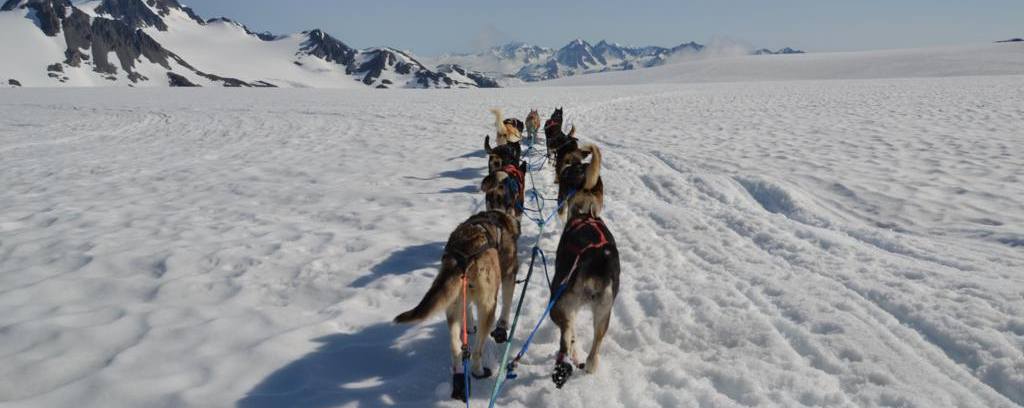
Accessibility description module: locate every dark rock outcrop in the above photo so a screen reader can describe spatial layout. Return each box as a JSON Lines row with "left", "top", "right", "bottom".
{"left": 167, "top": 71, "right": 198, "bottom": 86}
{"left": 95, "top": 0, "right": 167, "bottom": 31}
{"left": 146, "top": 0, "right": 203, "bottom": 24}
{"left": 8, "top": 79, "right": 22, "bottom": 87}
{"left": 301, "top": 29, "right": 357, "bottom": 66}
{"left": 436, "top": 64, "right": 499, "bottom": 88}
{"left": 90, "top": 17, "right": 173, "bottom": 79}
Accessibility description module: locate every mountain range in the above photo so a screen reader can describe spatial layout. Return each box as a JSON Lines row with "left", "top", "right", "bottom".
{"left": 427, "top": 41, "right": 805, "bottom": 83}
{"left": 1, "top": 0, "right": 803, "bottom": 88}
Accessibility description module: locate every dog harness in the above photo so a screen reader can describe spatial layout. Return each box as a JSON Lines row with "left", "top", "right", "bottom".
{"left": 557, "top": 216, "right": 610, "bottom": 286}
{"left": 502, "top": 164, "right": 526, "bottom": 211}
{"left": 444, "top": 212, "right": 506, "bottom": 271}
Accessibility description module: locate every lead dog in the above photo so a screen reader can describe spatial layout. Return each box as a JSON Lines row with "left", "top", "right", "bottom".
{"left": 548, "top": 144, "right": 619, "bottom": 388}
{"left": 393, "top": 208, "right": 520, "bottom": 401}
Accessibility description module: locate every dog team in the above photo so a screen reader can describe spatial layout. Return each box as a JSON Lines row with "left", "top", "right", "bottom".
{"left": 393, "top": 107, "right": 622, "bottom": 401}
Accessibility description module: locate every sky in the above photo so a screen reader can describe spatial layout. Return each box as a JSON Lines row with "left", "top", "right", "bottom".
{"left": 182, "top": 0, "right": 1024, "bottom": 55}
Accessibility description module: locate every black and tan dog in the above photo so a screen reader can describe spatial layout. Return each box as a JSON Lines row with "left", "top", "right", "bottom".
{"left": 544, "top": 107, "right": 577, "bottom": 164}
{"left": 556, "top": 144, "right": 603, "bottom": 219}
{"left": 478, "top": 156, "right": 527, "bottom": 346}
{"left": 393, "top": 207, "right": 520, "bottom": 401}
{"left": 481, "top": 159, "right": 527, "bottom": 220}
{"left": 484, "top": 135, "right": 521, "bottom": 175}
{"left": 547, "top": 143, "right": 619, "bottom": 388}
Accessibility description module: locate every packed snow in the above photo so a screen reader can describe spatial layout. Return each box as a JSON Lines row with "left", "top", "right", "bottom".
{"left": 2, "top": 44, "right": 1024, "bottom": 408}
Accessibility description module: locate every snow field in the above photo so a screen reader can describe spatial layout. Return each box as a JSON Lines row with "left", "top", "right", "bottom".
{"left": 1, "top": 73, "right": 1023, "bottom": 407}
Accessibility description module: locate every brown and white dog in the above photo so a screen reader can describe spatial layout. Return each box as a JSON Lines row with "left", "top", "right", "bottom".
{"left": 525, "top": 109, "right": 541, "bottom": 145}
{"left": 490, "top": 108, "right": 523, "bottom": 145}
{"left": 393, "top": 209, "right": 520, "bottom": 401}
{"left": 548, "top": 143, "right": 619, "bottom": 388}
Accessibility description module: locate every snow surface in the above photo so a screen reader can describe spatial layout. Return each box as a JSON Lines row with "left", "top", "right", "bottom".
{"left": 2, "top": 51, "right": 1024, "bottom": 408}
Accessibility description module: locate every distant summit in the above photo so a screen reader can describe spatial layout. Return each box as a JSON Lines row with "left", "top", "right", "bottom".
{"left": 755, "top": 47, "right": 806, "bottom": 55}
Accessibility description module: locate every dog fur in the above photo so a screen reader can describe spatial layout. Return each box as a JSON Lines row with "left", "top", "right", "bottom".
{"left": 484, "top": 135, "right": 521, "bottom": 175}
{"left": 549, "top": 216, "right": 619, "bottom": 375}
{"left": 393, "top": 210, "right": 520, "bottom": 398}
{"left": 491, "top": 108, "right": 522, "bottom": 144}
{"left": 525, "top": 109, "right": 541, "bottom": 144}
{"left": 557, "top": 144, "right": 604, "bottom": 219}
{"left": 481, "top": 161, "right": 527, "bottom": 219}
{"left": 544, "top": 107, "right": 577, "bottom": 162}
{"left": 549, "top": 144, "right": 619, "bottom": 379}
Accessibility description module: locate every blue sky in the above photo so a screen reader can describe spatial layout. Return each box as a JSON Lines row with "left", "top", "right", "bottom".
{"left": 184, "top": 0, "right": 1024, "bottom": 55}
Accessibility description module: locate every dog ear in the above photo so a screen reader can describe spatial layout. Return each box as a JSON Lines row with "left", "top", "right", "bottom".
{"left": 484, "top": 135, "right": 492, "bottom": 154}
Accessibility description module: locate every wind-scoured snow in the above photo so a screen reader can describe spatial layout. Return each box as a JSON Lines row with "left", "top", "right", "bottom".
{"left": 1, "top": 48, "right": 1023, "bottom": 408}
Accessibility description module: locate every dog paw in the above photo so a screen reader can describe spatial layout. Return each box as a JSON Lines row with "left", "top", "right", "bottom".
{"left": 451, "top": 374, "right": 468, "bottom": 402}
{"left": 552, "top": 361, "right": 573, "bottom": 389}
{"left": 490, "top": 326, "right": 508, "bottom": 343}
{"left": 472, "top": 367, "right": 493, "bottom": 380}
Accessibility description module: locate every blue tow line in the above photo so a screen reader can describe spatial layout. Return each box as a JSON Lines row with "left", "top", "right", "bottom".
{"left": 485, "top": 138, "right": 576, "bottom": 408}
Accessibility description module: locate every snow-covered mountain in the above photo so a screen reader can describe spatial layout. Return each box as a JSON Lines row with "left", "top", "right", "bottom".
{"left": 0, "top": 0, "right": 498, "bottom": 88}
{"left": 754, "top": 47, "right": 807, "bottom": 55}
{"left": 433, "top": 39, "right": 804, "bottom": 82}
{"left": 516, "top": 39, "right": 707, "bottom": 81}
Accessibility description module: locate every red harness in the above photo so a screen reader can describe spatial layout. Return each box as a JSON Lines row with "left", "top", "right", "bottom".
{"left": 558, "top": 216, "right": 610, "bottom": 286}
{"left": 503, "top": 164, "right": 526, "bottom": 207}
{"left": 566, "top": 216, "right": 609, "bottom": 253}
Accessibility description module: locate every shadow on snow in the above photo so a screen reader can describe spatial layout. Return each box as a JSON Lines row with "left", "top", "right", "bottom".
{"left": 348, "top": 242, "right": 445, "bottom": 288}
{"left": 236, "top": 322, "right": 450, "bottom": 408}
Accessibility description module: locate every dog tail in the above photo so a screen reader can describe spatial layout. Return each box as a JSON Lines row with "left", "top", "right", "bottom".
{"left": 583, "top": 144, "right": 601, "bottom": 190}
{"left": 393, "top": 257, "right": 462, "bottom": 324}
{"left": 490, "top": 108, "right": 506, "bottom": 137}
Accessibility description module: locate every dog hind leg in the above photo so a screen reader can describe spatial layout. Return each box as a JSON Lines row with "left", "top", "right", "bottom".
{"left": 550, "top": 298, "right": 579, "bottom": 388}
{"left": 446, "top": 300, "right": 469, "bottom": 401}
{"left": 491, "top": 256, "right": 518, "bottom": 343}
{"left": 585, "top": 288, "right": 614, "bottom": 374}
{"left": 472, "top": 255, "right": 500, "bottom": 378}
